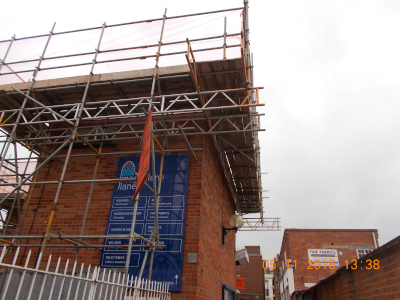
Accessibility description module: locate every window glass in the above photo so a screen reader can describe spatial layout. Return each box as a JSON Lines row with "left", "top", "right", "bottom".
{"left": 223, "top": 284, "right": 236, "bottom": 300}
{"left": 357, "top": 249, "right": 372, "bottom": 258}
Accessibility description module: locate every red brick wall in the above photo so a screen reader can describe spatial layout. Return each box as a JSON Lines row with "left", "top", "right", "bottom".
{"left": 11, "top": 121, "right": 236, "bottom": 300}
{"left": 278, "top": 229, "right": 378, "bottom": 291}
{"left": 278, "top": 231, "right": 290, "bottom": 277}
{"left": 303, "top": 235, "right": 400, "bottom": 300}
{"left": 193, "top": 135, "right": 236, "bottom": 299}
{"left": 236, "top": 246, "right": 265, "bottom": 300}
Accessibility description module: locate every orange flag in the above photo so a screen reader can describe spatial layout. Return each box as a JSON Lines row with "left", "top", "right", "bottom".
{"left": 133, "top": 109, "right": 152, "bottom": 200}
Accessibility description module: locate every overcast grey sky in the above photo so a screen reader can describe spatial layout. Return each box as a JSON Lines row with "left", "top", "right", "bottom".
{"left": 1, "top": 0, "right": 399, "bottom": 263}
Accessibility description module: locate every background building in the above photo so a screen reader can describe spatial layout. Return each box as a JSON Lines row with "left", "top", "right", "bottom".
{"left": 273, "top": 254, "right": 281, "bottom": 300}
{"left": 264, "top": 268, "right": 274, "bottom": 300}
{"left": 277, "top": 228, "right": 378, "bottom": 300}
{"left": 302, "top": 234, "right": 400, "bottom": 300}
{"left": 236, "top": 246, "right": 265, "bottom": 300}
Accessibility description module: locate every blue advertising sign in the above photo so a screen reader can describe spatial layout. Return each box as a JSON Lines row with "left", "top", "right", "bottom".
{"left": 100, "top": 154, "right": 189, "bottom": 291}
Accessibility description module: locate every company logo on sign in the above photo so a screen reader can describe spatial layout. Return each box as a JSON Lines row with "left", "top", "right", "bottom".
{"left": 116, "top": 160, "right": 165, "bottom": 192}
{"left": 118, "top": 161, "right": 136, "bottom": 191}
{"left": 121, "top": 161, "right": 135, "bottom": 178}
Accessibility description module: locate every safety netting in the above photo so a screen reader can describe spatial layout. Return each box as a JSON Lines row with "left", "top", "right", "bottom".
{"left": 0, "top": 9, "right": 243, "bottom": 85}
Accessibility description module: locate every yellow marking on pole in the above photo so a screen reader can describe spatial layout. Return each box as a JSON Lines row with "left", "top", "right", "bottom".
{"left": 241, "top": 88, "right": 255, "bottom": 105}
{"left": 153, "top": 134, "right": 165, "bottom": 153}
{"left": 0, "top": 239, "right": 15, "bottom": 245}
{"left": 74, "top": 132, "right": 99, "bottom": 153}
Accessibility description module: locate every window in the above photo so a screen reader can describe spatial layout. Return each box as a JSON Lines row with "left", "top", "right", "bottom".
{"left": 357, "top": 249, "right": 372, "bottom": 258}
{"left": 266, "top": 289, "right": 270, "bottom": 296}
{"left": 222, "top": 282, "right": 236, "bottom": 300}
{"left": 223, "top": 288, "right": 235, "bottom": 300}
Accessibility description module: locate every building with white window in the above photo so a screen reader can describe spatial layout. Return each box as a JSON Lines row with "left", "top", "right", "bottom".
{"left": 264, "top": 268, "right": 274, "bottom": 300}
{"left": 276, "top": 229, "right": 378, "bottom": 300}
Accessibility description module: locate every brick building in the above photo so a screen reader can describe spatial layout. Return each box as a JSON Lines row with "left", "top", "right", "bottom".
{"left": 0, "top": 3, "right": 267, "bottom": 300}
{"left": 264, "top": 268, "right": 274, "bottom": 300}
{"left": 273, "top": 254, "right": 281, "bottom": 300}
{"left": 277, "top": 229, "right": 378, "bottom": 300}
{"left": 301, "top": 234, "right": 400, "bottom": 300}
{"left": 236, "top": 246, "right": 265, "bottom": 300}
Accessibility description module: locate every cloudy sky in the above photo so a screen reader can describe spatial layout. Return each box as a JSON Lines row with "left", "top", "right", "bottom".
{"left": 1, "top": 0, "right": 399, "bottom": 263}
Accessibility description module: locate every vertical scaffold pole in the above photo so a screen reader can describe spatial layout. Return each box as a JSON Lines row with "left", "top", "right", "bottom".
{"left": 147, "top": 124, "right": 158, "bottom": 281}
{"left": 132, "top": 8, "right": 167, "bottom": 285}
{"left": 0, "top": 24, "right": 55, "bottom": 172}
{"left": 147, "top": 8, "right": 167, "bottom": 282}
{"left": 243, "top": 0, "right": 251, "bottom": 88}
{"left": 124, "top": 193, "right": 140, "bottom": 275}
{"left": 1, "top": 146, "right": 18, "bottom": 237}
{"left": 75, "top": 141, "right": 103, "bottom": 262}
{"left": 20, "top": 151, "right": 42, "bottom": 226}
{"left": 9, "top": 136, "right": 34, "bottom": 240}
{"left": 0, "top": 35, "right": 15, "bottom": 74}
{"left": 148, "top": 8, "right": 167, "bottom": 112}
{"left": 223, "top": 17, "right": 227, "bottom": 60}
{"left": 13, "top": 143, "right": 22, "bottom": 236}
{"left": 38, "top": 23, "right": 107, "bottom": 265}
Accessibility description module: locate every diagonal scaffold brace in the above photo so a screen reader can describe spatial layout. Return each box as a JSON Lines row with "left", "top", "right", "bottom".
{"left": 125, "top": 9, "right": 168, "bottom": 288}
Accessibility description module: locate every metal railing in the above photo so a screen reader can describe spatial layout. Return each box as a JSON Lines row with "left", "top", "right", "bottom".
{"left": 0, "top": 246, "right": 170, "bottom": 300}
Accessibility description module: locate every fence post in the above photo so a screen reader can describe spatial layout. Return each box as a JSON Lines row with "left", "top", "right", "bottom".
{"left": 0, "top": 247, "right": 20, "bottom": 300}
{"left": 87, "top": 266, "right": 98, "bottom": 300}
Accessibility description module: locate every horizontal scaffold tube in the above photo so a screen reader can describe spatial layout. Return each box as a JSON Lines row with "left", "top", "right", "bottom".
{"left": 0, "top": 7, "right": 243, "bottom": 43}
{"left": 0, "top": 148, "right": 204, "bottom": 161}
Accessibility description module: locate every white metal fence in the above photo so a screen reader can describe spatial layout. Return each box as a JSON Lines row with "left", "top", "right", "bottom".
{"left": 0, "top": 246, "right": 171, "bottom": 300}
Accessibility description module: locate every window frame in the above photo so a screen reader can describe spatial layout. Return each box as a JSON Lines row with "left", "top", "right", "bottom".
{"left": 222, "top": 282, "right": 236, "bottom": 300}
{"left": 357, "top": 249, "right": 373, "bottom": 259}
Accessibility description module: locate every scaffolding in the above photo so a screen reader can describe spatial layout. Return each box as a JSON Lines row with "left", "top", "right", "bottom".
{"left": 0, "top": 0, "right": 280, "bottom": 284}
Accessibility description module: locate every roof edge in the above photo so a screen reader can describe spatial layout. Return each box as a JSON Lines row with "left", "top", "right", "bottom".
{"left": 0, "top": 64, "right": 190, "bottom": 92}
{"left": 284, "top": 228, "right": 378, "bottom": 232}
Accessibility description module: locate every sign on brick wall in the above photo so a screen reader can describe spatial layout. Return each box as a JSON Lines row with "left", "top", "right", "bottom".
{"left": 100, "top": 154, "right": 190, "bottom": 291}
{"left": 308, "top": 249, "right": 339, "bottom": 267}
{"left": 236, "top": 278, "right": 245, "bottom": 289}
